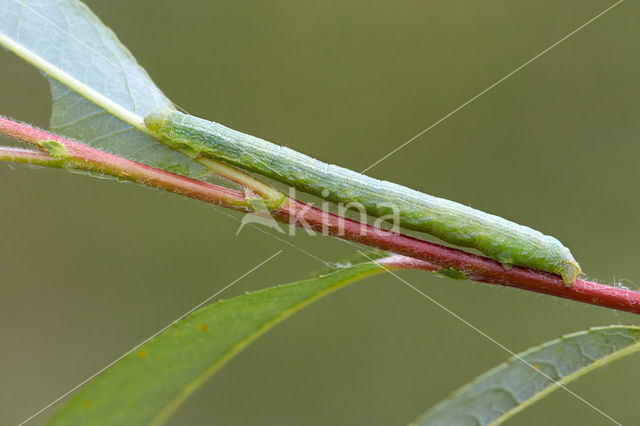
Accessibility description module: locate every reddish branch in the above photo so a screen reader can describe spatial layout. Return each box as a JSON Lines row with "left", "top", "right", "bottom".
{"left": 2, "top": 116, "right": 640, "bottom": 314}
{"left": 0, "top": 116, "right": 248, "bottom": 210}
{"left": 277, "top": 200, "right": 640, "bottom": 313}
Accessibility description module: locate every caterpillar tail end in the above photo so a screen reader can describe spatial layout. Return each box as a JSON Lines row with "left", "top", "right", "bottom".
{"left": 144, "top": 108, "right": 173, "bottom": 133}
{"left": 560, "top": 260, "right": 582, "bottom": 286}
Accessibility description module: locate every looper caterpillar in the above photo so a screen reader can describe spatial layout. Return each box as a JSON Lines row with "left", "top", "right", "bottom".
{"left": 145, "top": 109, "right": 582, "bottom": 284}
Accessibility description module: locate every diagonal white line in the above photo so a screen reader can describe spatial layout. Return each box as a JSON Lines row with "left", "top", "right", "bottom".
{"left": 359, "top": 251, "right": 622, "bottom": 425}
{"left": 361, "top": 0, "right": 624, "bottom": 174}
{"left": 210, "top": 206, "right": 336, "bottom": 268}
{"left": 17, "top": 250, "right": 283, "bottom": 426}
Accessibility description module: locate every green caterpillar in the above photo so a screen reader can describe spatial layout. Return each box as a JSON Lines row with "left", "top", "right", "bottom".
{"left": 145, "top": 109, "right": 582, "bottom": 284}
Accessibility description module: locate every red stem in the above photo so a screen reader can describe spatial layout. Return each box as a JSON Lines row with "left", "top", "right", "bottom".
{"left": 2, "top": 116, "right": 640, "bottom": 314}
{"left": 0, "top": 116, "right": 248, "bottom": 210}
{"left": 275, "top": 199, "right": 640, "bottom": 314}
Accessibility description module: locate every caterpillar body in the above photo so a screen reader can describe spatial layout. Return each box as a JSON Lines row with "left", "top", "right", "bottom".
{"left": 145, "top": 109, "right": 582, "bottom": 284}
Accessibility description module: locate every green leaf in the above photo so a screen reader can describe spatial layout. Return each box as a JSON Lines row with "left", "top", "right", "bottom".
{"left": 412, "top": 325, "right": 640, "bottom": 426}
{"left": 0, "top": 0, "right": 207, "bottom": 177}
{"left": 47, "top": 262, "right": 385, "bottom": 426}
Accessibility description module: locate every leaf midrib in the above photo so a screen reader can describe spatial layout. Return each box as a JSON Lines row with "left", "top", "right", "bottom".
{"left": 0, "top": 32, "right": 152, "bottom": 136}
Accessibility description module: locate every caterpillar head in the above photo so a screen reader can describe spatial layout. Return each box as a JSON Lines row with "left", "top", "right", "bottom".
{"left": 144, "top": 108, "right": 172, "bottom": 133}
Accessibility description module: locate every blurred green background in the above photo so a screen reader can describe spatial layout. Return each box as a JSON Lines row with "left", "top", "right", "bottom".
{"left": 1, "top": 0, "right": 638, "bottom": 424}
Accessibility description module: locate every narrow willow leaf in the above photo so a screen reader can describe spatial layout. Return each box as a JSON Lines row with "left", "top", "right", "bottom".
{"left": 48, "top": 262, "right": 385, "bottom": 426}
{"left": 0, "top": 0, "right": 207, "bottom": 176}
{"left": 412, "top": 325, "right": 640, "bottom": 426}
